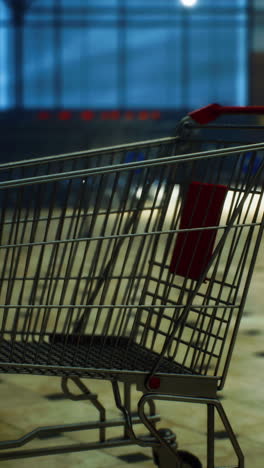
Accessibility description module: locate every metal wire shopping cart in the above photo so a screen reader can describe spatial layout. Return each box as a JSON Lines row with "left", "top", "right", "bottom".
{"left": 0, "top": 105, "right": 264, "bottom": 468}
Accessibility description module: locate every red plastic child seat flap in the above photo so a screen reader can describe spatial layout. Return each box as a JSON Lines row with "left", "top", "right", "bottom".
{"left": 170, "top": 181, "right": 228, "bottom": 281}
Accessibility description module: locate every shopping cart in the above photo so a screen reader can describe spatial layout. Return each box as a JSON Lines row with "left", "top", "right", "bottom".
{"left": 0, "top": 105, "right": 263, "bottom": 468}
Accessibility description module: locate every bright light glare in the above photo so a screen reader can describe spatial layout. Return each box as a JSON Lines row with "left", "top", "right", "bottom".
{"left": 180, "top": 0, "right": 198, "bottom": 7}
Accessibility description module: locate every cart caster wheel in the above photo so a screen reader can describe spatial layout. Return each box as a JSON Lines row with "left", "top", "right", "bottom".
{"left": 153, "top": 449, "right": 159, "bottom": 466}
{"left": 152, "top": 428, "right": 177, "bottom": 467}
{"left": 177, "top": 450, "right": 203, "bottom": 468}
{"left": 152, "top": 448, "right": 202, "bottom": 468}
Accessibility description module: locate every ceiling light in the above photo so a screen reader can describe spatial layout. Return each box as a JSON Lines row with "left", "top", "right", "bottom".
{"left": 180, "top": 0, "right": 198, "bottom": 7}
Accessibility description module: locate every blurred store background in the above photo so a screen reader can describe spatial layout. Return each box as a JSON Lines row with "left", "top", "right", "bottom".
{"left": 0, "top": 0, "right": 263, "bottom": 161}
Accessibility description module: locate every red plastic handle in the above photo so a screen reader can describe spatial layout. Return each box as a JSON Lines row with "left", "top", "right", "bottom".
{"left": 189, "top": 103, "right": 264, "bottom": 125}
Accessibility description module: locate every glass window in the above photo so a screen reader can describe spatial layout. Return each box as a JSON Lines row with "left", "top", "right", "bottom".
{"left": 126, "top": 27, "right": 183, "bottom": 109}
{"left": 187, "top": 12, "right": 248, "bottom": 107}
{"left": 30, "top": 0, "right": 54, "bottom": 7}
{"left": 0, "top": 0, "right": 10, "bottom": 109}
{"left": 61, "top": 27, "right": 118, "bottom": 108}
{"left": 23, "top": 27, "right": 55, "bottom": 107}
{"left": 0, "top": 0, "right": 10, "bottom": 19}
{"left": 0, "top": 0, "right": 249, "bottom": 109}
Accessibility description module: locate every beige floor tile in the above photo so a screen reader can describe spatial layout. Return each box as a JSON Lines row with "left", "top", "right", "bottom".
{"left": 0, "top": 422, "right": 22, "bottom": 442}
{"left": 2, "top": 374, "right": 62, "bottom": 397}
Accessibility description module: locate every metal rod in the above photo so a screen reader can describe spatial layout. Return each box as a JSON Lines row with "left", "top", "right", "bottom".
{"left": 0, "top": 438, "right": 138, "bottom": 461}
{"left": 0, "top": 221, "right": 261, "bottom": 251}
{"left": 207, "top": 404, "right": 215, "bottom": 468}
{"left": 2, "top": 140, "right": 264, "bottom": 189}
{"left": 0, "top": 136, "right": 177, "bottom": 171}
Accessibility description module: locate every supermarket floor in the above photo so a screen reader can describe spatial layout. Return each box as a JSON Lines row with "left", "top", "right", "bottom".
{"left": 0, "top": 250, "right": 263, "bottom": 468}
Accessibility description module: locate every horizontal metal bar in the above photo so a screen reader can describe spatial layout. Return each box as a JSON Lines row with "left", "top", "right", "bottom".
{"left": 175, "top": 137, "right": 264, "bottom": 147}
{"left": 186, "top": 321, "right": 228, "bottom": 334}
{"left": 0, "top": 222, "right": 261, "bottom": 250}
{"left": 2, "top": 206, "right": 159, "bottom": 227}
{"left": 0, "top": 438, "right": 136, "bottom": 461}
{"left": 194, "top": 124, "right": 264, "bottom": 130}
{"left": 0, "top": 136, "right": 176, "bottom": 172}
{"left": 1, "top": 140, "right": 264, "bottom": 189}
{"left": 137, "top": 320, "right": 225, "bottom": 344}
{"left": 137, "top": 306, "right": 230, "bottom": 325}
{"left": 0, "top": 303, "right": 240, "bottom": 310}
{"left": 0, "top": 361, "right": 220, "bottom": 378}
{"left": 0, "top": 414, "right": 159, "bottom": 451}
{"left": 0, "top": 274, "right": 146, "bottom": 282}
{"left": 148, "top": 271, "right": 238, "bottom": 293}
{"left": 146, "top": 290, "right": 235, "bottom": 309}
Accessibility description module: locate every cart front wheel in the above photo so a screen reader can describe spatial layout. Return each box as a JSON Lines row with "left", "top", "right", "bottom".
{"left": 153, "top": 447, "right": 202, "bottom": 468}
{"left": 176, "top": 450, "right": 202, "bottom": 468}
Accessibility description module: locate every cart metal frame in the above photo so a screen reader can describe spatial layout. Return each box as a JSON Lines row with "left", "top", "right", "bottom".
{"left": 0, "top": 105, "right": 263, "bottom": 467}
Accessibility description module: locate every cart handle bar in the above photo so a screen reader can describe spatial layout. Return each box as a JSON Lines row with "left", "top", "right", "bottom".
{"left": 189, "top": 103, "right": 264, "bottom": 124}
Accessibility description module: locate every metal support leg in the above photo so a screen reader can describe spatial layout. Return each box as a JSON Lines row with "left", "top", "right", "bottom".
{"left": 61, "top": 377, "right": 106, "bottom": 442}
{"left": 215, "top": 402, "right": 244, "bottom": 468}
{"left": 207, "top": 404, "right": 215, "bottom": 468}
{"left": 124, "top": 381, "right": 131, "bottom": 438}
{"left": 138, "top": 393, "right": 244, "bottom": 468}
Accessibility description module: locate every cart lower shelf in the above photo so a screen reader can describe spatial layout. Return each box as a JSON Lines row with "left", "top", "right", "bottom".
{"left": 0, "top": 337, "right": 191, "bottom": 378}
